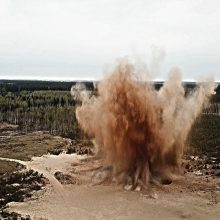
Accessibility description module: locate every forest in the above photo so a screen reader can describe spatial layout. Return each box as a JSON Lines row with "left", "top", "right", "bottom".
{"left": 0, "top": 80, "right": 219, "bottom": 139}
{"left": 0, "top": 80, "right": 96, "bottom": 139}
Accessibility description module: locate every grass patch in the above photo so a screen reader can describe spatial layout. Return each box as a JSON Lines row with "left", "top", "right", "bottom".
{"left": 0, "top": 131, "right": 70, "bottom": 161}
{"left": 0, "top": 160, "right": 22, "bottom": 176}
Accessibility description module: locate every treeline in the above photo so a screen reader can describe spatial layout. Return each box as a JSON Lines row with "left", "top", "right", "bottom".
{"left": 0, "top": 80, "right": 95, "bottom": 92}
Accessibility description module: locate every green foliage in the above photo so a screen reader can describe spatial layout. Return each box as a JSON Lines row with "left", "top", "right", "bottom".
{"left": 188, "top": 114, "right": 220, "bottom": 154}
{"left": 0, "top": 90, "right": 83, "bottom": 139}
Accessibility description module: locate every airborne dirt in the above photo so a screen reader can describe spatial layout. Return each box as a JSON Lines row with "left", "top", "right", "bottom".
{"left": 75, "top": 59, "right": 216, "bottom": 188}
{"left": 4, "top": 153, "right": 220, "bottom": 220}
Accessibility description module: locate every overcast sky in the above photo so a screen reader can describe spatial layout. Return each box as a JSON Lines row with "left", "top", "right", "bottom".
{"left": 0, "top": 0, "right": 219, "bottom": 81}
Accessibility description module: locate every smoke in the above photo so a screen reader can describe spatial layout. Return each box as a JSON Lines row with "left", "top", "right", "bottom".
{"left": 71, "top": 82, "right": 92, "bottom": 104}
{"left": 73, "top": 59, "right": 215, "bottom": 187}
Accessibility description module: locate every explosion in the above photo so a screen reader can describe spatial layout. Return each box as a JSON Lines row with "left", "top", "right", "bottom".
{"left": 73, "top": 59, "right": 215, "bottom": 188}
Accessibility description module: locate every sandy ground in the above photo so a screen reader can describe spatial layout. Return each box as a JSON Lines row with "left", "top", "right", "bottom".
{"left": 2, "top": 154, "right": 220, "bottom": 220}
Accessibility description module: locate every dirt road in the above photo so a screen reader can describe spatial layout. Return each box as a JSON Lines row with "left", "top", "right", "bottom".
{"left": 2, "top": 154, "right": 220, "bottom": 220}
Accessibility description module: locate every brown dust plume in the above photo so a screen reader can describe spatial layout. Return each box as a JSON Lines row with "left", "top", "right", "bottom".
{"left": 73, "top": 59, "right": 215, "bottom": 187}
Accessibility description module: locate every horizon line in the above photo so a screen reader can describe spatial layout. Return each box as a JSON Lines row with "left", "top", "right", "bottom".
{"left": 0, "top": 77, "right": 220, "bottom": 84}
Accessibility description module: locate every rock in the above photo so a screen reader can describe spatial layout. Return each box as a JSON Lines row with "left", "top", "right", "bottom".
{"left": 11, "top": 183, "right": 20, "bottom": 187}
{"left": 194, "top": 156, "right": 199, "bottom": 161}
{"left": 204, "top": 164, "right": 211, "bottom": 169}
{"left": 150, "top": 192, "right": 158, "bottom": 199}
{"left": 134, "top": 185, "right": 141, "bottom": 191}
{"left": 54, "top": 171, "right": 77, "bottom": 184}
{"left": 48, "top": 148, "right": 63, "bottom": 155}
{"left": 194, "top": 170, "right": 203, "bottom": 176}
{"left": 124, "top": 184, "right": 133, "bottom": 191}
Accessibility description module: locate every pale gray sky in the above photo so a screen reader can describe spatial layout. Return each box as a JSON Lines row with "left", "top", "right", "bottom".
{"left": 0, "top": 0, "right": 220, "bottom": 81}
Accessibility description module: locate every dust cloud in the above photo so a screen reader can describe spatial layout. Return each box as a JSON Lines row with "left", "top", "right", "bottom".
{"left": 73, "top": 59, "right": 215, "bottom": 188}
